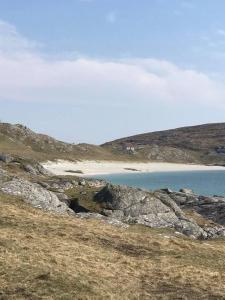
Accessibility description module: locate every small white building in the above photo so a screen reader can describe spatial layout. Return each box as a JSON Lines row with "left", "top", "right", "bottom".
{"left": 123, "top": 143, "right": 135, "bottom": 152}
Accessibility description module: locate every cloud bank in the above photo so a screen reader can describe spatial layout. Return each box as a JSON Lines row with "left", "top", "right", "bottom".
{"left": 0, "top": 19, "right": 225, "bottom": 109}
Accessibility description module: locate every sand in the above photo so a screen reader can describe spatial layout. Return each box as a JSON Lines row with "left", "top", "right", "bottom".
{"left": 42, "top": 160, "right": 225, "bottom": 177}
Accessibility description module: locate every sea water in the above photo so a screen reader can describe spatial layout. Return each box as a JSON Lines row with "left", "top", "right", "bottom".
{"left": 90, "top": 170, "right": 225, "bottom": 197}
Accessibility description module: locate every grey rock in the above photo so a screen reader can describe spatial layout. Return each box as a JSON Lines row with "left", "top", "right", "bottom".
{"left": 37, "top": 181, "right": 51, "bottom": 189}
{"left": 179, "top": 188, "right": 194, "bottom": 194}
{"left": 0, "top": 168, "right": 10, "bottom": 183}
{"left": 55, "top": 192, "right": 71, "bottom": 206}
{"left": 160, "top": 188, "right": 173, "bottom": 194}
{"left": 87, "top": 179, "right": 106, "bottom": 188}
{"left": 95, "top": 184, "right": 207, "bottom": 239}
{"left": 0, "top": 167, "right": 7, "bottom": 177}
{"left": 71, "top": 180, "right": 79, "bottom": 187}
{"left": 37, "top": 178, "right": 77, "bottom": 192}
{"left": 0, "top": 154, "right": 13, "bottom": 163}
{"left": 79, "top": 179, "right": 86, "bottom": 186}
{"left": 0, "top": 177, "right": 74, "bottom": 215}
{"left": 23, "top": 163, "right": 52, "bottom": 176}
{"left": 170, "top": 193, "right": 225, "bottom": 226}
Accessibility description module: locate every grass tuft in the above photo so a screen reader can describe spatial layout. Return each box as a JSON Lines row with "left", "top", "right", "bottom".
{"left": 1, "top": 193, "right": 225, "bottom": 299}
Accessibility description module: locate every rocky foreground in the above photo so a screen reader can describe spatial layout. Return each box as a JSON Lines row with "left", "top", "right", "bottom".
{"left": 3, "top": 154, "right": 225, "bottom": 299}
{"left": 1, "top": 153, "right": 225, "bottom": 240}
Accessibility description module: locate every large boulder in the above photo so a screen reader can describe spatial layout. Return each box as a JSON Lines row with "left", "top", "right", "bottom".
{"left": 94, "top": 184, "right": 210, "bottom": 239}
{"left": 0, "top": 177, "right": 74, "bottom": 215}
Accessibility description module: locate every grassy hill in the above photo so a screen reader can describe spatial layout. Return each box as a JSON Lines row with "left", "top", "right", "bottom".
{"left": 2, "top": 122, "right": 225, "bottom": 165}
{"left": 1, "top": 193, "right": 225, "bottom": 299}
{"left": 2, "top": 123, "right": 225, "bottom": 299}
{"left": 102, "top": 123, "right": 225, "bottom": 165}
{"left": 0, "top": 123, "right": 123, "bottom": 162}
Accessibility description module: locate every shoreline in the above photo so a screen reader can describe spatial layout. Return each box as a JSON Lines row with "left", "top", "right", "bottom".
{"left": 42, "top": 160, "right": 225, "bottom": 177}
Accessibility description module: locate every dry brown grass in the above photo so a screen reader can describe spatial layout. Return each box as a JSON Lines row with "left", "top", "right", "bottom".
{"left": 1, "top": 193, "right": 225, "bottom": 299}
{"left": 0, "top": 133, "right": 134, "bottom": 163}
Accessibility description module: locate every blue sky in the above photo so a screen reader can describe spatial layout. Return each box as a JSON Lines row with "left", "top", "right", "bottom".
{"left": 1, "top": 0, "right": 225, "bottom": 143}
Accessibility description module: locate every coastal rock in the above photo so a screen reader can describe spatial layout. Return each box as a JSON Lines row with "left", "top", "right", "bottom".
{"left": 0, "top": 153, "right": 13, "bottom": 163}
{"left": 170, "top": 192, "right": 225, "bottom": 225}
{"left": 79, "top": 179, "right": 86, "bottom": 186}
{"left": 23, "top": 162, "right": 52, "bottom": 176}
{"left": 0, "top": 153, "right": 52, "bottom": 177}
{"left": 87, "top": 179, "right": 106, "bottom": 188}
{"left": 0, "top": 177, "right": 74, "bottom": 215}
{"left": 37, "top": 178, "right": 79, "bottom": 192}
{"left": 94, "top": 184, "right": 208, "bottom": 239}
{"left": 179, "top": 188, "right": 194, "bottom": 194}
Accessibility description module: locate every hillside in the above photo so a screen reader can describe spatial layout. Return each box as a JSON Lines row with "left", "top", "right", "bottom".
{"left": 0, "top": 123, "right": 122, "bottom": 162}
{"left": 2, "top": 122, "right": 225, "bottom": 166}
{"left": 1, "top": 145, "right": 225, "bottom": 298}
{"left": 102, "top": 123, "right": 225, "bottom": 165}
{"left": 2, "top": 193, "right": 225, "bottom": 299}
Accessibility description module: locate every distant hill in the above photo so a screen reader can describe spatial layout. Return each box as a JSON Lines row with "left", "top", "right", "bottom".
{"left": 102, "top": 123, "right": 225, "bottom": 165}
{"left": 2, "top": 122, "right": 225, "bottom": 165}
{"left": 0, "top": 123, "right": 120, "bottom": 161}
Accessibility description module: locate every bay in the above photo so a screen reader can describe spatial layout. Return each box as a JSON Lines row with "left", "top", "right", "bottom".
{"left": 91, "top": 170, "right": 225, "bottom": 196}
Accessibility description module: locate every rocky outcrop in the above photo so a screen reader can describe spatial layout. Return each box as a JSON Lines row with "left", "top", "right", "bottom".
{"left": 166, "top": 190, "right": 225, "bottom": 225}
{"left": 0, "top": 153, "right": 52, "bottom": 177}
{"left": 37, "top": 177, "right": 105, "bottom": 193}
{"left": 0, "top": 177, "right": 74, "bottom": 215}
{"left": 22, "top": 162, "right": 52, "bottom": 176}
{"left": 37, "top": 177, "right": 79, "bottom": 192}
{"left": 1, "top": 153, "right": 225, "bottom": 239}
{"left": 179, "top": 188, "right": 194, "bottom": 194}
{"left": 94, "top": 184, "right": 225, "bottom": 239}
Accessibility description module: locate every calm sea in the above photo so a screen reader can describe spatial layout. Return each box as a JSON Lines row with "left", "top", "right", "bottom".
{"left": 90, "top": 170, "right": 225, "bottom": 197}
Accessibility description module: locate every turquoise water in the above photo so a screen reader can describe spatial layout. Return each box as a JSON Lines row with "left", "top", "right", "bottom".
{"left": 90, "top": 170, "right": 225, "bottom": 196}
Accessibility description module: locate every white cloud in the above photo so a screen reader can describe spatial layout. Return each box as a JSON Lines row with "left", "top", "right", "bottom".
{"left": 0, "top": 19, "right": 225, "bottom": 109}
{"left": 0, "top": 20, "right": 41, "bottom": 56}
{"left": 106, "top": 11, "right": 117, "bottom": 23}
{"left": 217, "top": 29, "right": 225, "bottom": 37}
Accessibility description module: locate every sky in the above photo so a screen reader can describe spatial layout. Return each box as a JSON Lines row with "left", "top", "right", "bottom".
{"left": 1, "top": 0, "right": 225, "bottom": 144}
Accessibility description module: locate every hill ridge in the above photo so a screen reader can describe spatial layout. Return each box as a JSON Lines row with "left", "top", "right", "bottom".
{"left": 0, "top": 122, "right": 119, "bottom": 161}
{"left": 102, "top": 122, "right": 225, "bottom": 165}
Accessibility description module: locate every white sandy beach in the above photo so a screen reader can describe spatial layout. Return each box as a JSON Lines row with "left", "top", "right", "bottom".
{"left": 42, "top": 160, "right": 225, "bottom": 177}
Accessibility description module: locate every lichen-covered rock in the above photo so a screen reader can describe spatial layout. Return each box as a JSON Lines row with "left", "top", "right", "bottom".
{"left": 94, "top": 184, "right": 224, "bottom": 239}
{"left": 165, "top": 190, "right": 225, "bottom": 226}
{"left": 0, "top": 177, "right": 74, "bottom": 215}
